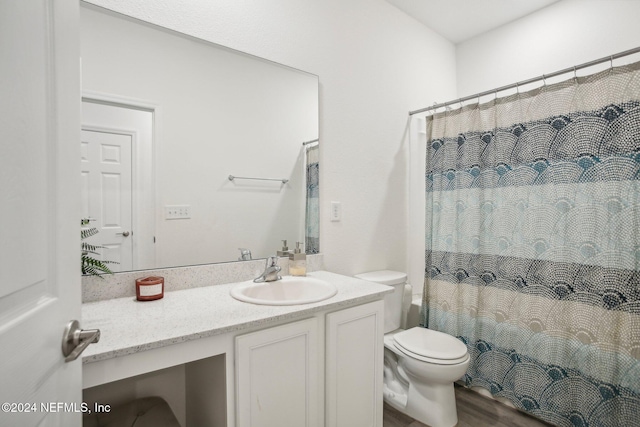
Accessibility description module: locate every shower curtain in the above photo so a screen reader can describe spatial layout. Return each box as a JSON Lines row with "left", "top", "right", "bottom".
{"left": 305, "top": 143, "right": 319, "bottom": 254}
{"left": 423, "top": 62, "right": 640, "bottom": 427}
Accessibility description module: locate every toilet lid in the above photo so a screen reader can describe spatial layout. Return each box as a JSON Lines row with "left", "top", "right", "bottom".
{"left": 354, "top": 270, "right": 407, "bottom": 285}
{"left": 393, "top": 327, "right": 468, "bottom": 361}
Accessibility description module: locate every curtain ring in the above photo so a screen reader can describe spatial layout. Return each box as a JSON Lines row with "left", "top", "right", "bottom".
{"left": 516, "top": 82, "right": 520, "bottom": 95}
{"left": 542, "top": 74, "right": 547, "bottom": 87}
{"left": 573, "top": 66, "right": 578, "bottom": 83}
{"left": 609, "top": 55, "right": 615, "bottom": 76}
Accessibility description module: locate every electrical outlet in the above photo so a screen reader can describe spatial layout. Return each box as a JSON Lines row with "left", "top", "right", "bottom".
{"left": 330, "top": 201, "right": 341, "bottom": 222}
{"left": 165, "top": 205, "right": 191, "bottom": 220}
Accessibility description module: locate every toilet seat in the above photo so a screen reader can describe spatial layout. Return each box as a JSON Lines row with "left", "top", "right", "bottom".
{"left": 393, "top": 327, "right": 468, "bottom": 365}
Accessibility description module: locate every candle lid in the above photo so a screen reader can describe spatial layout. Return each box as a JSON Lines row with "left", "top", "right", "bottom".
{"left": 136, "top": 276, "right": 164, "bottom": 285}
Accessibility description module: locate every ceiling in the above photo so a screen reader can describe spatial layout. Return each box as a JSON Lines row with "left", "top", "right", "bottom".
{"left": 386, "top": 0, "right": 560, "bottom": 44}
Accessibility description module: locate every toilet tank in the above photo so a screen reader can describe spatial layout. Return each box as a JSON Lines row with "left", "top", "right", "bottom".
{"left": 354, "top": 270, "right": 407, "bottom": 333}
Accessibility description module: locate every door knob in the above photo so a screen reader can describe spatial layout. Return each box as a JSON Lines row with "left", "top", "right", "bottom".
{"left": 117, "top": 231, "right": 130, "bottom": 237}
{"left": 61, "top": 320, "right": 100, "bottom": 362}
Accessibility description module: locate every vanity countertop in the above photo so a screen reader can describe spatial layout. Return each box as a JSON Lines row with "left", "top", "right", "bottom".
{"left": 81, "top": 271, "right": 392, "bottom": 363}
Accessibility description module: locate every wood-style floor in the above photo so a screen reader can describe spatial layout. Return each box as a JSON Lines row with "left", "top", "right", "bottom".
{"left": 383, "top": 385, "right": 554, "bottom": 427}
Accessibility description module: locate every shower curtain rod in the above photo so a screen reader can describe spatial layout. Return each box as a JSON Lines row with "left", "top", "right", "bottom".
{"left": 302, "top": 138, "right": 319, "bottom": 146}
{"left": 409, "top": 45, "right": 640, "bottom": 116}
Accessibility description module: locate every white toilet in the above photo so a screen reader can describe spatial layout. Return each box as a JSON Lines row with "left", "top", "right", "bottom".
{"left": 355, "top": 270, "right": 470, "bottom": 427}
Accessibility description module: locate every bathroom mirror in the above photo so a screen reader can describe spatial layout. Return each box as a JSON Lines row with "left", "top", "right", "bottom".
{"left": 80, "top": 3, "right": 319, "bottom": 273}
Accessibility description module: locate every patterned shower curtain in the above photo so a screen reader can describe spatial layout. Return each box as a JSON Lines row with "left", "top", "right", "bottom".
{"left": 305, "top": 143, "right": 319, "bottom": 254}
{"left": 423, "top": 62, "right": 640, "bottom": 427}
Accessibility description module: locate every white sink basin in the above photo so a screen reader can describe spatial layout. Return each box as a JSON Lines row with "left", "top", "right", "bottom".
{"left": 230, "top": 276, "right": 338, "bottom": 305}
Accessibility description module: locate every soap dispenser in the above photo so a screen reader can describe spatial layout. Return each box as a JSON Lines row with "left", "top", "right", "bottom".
{"left": 289, "top": 242, "right": 306, "bottom": 276}
{"left": 277, "top": 240, "right": 290, "bottom": 257}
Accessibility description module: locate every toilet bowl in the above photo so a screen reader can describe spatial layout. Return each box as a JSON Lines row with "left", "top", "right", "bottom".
{"left": 354, "top": 271, "right": 470, "bottom": 427}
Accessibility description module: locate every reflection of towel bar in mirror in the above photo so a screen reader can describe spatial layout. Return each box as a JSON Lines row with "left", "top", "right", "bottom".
{"left": 228, "top": 175, "right": 289, "bottom": 184}
{"left": 302, "top": 138, "right": 319, "bottom": 146}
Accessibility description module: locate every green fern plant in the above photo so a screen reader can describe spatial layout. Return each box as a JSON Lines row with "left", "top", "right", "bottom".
{"left": 81, "top": 219, "right": 118, "bottom": 277}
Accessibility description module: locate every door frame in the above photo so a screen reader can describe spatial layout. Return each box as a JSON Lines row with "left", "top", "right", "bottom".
{"left": 82, "top": 91, "right": 159, "bottom": 270}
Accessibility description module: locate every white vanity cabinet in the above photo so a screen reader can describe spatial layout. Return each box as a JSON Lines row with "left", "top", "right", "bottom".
{"left": 235, "top": 317, "right": 320, "bottom": 427}
{"left": 326, "top": 300, "right": 384, "bottom": 427}
{"left": 82, "top": 271, "right": 391, "bottom": 427}
{"left": 234, "top": 300, "right": 384, "bottom": 427}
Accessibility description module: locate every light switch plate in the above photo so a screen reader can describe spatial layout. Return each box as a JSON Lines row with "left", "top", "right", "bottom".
{"left": 165, "top": 205, "right": 191, "bottom": 220}
{"left": 330, "top": 201, "right": 341, "bottom": 222}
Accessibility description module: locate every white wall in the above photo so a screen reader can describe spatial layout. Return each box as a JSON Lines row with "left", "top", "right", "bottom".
{"left": 457, "top": 0, "right": 640, "bottom": 99}
{"left": 83, "top": 0, "right": 458, "bottom": 276}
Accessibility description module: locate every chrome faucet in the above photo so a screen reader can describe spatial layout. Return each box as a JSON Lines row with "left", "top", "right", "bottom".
{"left": 253, "top": 256, "right": 282, "bottom": 283}
{"left": 238, "top": 248, "right": 252, "bottom": 261}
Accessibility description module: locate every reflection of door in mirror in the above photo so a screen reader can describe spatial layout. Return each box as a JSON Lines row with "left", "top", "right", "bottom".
{"left": 81, "top": 128, "right": 132, "bottom": 271}
{"left": 81, "top": 100, "right": 155, "bottom": 272}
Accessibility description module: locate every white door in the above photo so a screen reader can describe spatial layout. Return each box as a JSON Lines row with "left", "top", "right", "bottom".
{"left": 326, "top": 301, "right": 385, "bottom": 427}
{"left": 0, "top": 0, "right": 82, "bottom": 426}
{"left": 236, "top": 318, "right": 320, "bottom": 427}
{"left": 81, "top": 129, "right": 133, "bottom": 272}
{"left": 82, "top": 100, "right": 155, "bottom": 271}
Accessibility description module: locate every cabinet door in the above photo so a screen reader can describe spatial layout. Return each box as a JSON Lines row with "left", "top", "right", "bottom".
{"left": 326, "top": 300, "right": 384, "bottom": 427}
{"left": 236, "top": 318, "right": 319, "bottom": 427}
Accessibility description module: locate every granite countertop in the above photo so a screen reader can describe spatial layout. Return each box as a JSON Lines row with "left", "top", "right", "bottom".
{"left": 81, "top": 271, "right": 392, "bottom": 363}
